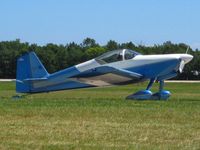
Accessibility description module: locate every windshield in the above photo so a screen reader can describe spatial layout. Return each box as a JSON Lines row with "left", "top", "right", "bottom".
{"left": 124, "top": 49, "right": 140, "bottom": 60}
{"left": 95, "top": 49, "right": 141, "bottom": 64}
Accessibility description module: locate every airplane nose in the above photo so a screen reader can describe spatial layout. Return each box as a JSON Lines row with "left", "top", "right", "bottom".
{"left": 180, "top": 54, "right": 193, "bottom": 64}
{"left": 177, "top": 54, "right": 193, "bottom": 73}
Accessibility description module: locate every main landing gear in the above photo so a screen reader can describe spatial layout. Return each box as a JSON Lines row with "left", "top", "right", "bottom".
{"left": 126, "top": 79, "right": 171, "bottom": 100}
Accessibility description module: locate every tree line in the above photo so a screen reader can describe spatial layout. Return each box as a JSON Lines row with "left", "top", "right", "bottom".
{"left": 0, "top": 38, "right": 200, "bottom": 79}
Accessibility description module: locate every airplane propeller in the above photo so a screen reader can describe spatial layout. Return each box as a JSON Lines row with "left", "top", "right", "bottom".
{"left": 179, "top": 60, "right": 185, "bottom": 73}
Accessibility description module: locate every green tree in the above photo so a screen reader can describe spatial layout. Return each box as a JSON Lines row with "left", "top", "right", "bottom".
{"left": 85, "top": 47, "right": 106, "bottom": 59}
{"left": 120, "top": 42, "right": 136, "bottom": 50}
{"left": 82, "top": 38, "right": 98, "bottom": 47}
{"left": 106, "top": 40, "right": 119, "bottom": 50}
{"left": 66, "top": 42, "right": 84, "bottom": 66}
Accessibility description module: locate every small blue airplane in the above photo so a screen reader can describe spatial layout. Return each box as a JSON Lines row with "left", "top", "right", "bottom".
{"left": 16, "top": 49, "right": 193, "bottom": 100}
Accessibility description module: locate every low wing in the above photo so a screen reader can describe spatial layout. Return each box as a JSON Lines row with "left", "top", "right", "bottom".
{"left": 70, "top": 66, "right": 143, "bottom": 86}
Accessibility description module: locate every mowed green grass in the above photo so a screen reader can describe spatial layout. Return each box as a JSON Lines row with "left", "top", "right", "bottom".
{"left": 0, "top": 82, "right": 200, "bottom": 150}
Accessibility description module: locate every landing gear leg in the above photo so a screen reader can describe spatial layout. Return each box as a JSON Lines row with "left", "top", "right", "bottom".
{"left": 151, "top": 80, "right": 171, "bottom": 100}
{"left": 159, "top": 80, "right": 164, "bottom": 92}
{"left": 126, "top": 78, "right": 155, "bottom": 100}
{"left": 146, "top": 78, "right": 155, "bottom": 90}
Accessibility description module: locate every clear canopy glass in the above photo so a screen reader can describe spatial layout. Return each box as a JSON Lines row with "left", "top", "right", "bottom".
{"left": 95, "top": 49, "right": 141, "bottom": 64}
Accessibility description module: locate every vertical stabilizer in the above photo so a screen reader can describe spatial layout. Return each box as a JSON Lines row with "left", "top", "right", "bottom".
{"left": 16, "top": 52, "right": 49, "bottom": 93}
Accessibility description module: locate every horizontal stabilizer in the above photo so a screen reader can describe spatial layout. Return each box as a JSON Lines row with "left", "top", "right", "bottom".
{"left": 23, "top": 77, "right": 48, "bottom": 82}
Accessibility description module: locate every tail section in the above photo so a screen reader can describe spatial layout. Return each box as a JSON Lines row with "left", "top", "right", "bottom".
{"left": 16, "top": 52, "right": 49, "bottom": 93}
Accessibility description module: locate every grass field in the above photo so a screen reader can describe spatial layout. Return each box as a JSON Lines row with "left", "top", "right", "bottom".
{"left": 0, "top": 82, "right": 200, "bottom": 150}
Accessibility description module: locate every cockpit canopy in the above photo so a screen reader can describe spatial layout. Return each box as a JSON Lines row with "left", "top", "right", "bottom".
{"left": 95, "top": 49, "right": 141, "bottom": 64}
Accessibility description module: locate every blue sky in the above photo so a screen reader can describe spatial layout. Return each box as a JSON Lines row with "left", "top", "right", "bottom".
{"left": 0, "top": 0, "right": 200, "bottom": 49}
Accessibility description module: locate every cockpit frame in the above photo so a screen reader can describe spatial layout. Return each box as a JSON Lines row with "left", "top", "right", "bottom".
{"left": 95, "top": 49, "right": 141, "bottom": 64}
